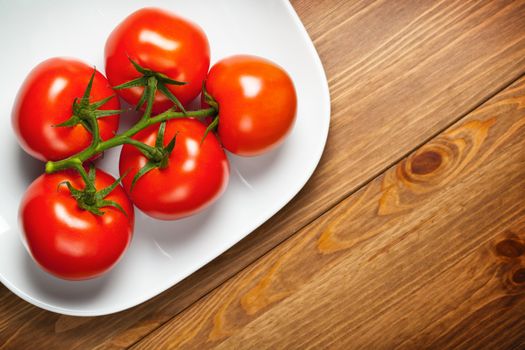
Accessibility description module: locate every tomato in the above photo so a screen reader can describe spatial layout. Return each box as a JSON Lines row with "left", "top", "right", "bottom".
{"left": 204, "top": 55, "right": 297, "bottom": 156}
{"left": 119, "top": 118, "right": 229, "bottom": 220}
{"left": 20, "top": 169, "right": 134, "bottom": 280}
{"left": 12, "top": 57, "right": 120, "bottom": 162}
{"left": 105, "top": 8, "right": 210, "bottom": 113}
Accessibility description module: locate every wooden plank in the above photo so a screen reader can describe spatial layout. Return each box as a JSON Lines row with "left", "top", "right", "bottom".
{"left": 2, "top": 0, "right": 525, "bottom": 348}
{"left": 132, "top": 76, "right": 525, "bottom": 349}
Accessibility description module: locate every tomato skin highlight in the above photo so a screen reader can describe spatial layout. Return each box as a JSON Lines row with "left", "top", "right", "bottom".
{"left": 105, "top": 7, "right": 210, "bottom": 113}
{"left": 119, "top": 118, "right": 229, "bottom": 220}
{"left": 205, "top": 55, "right": 297, "bottom": 156}
{"left": 20, "top": 169, "right": 134, "bottom": 280}
{"left": 12, "top": 57, "right": 120, "bottom": 162}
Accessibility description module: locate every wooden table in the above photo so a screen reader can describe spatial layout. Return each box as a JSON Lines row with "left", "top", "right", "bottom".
{"left": 2, "top": 1, "right": 525, "bottom": 349}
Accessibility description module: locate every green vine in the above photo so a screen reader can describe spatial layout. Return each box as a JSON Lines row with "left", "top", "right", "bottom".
{"left": 45, "top": 62, "right": 218, "bottom": 214}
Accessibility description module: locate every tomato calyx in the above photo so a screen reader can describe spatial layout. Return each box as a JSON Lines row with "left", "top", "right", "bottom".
{"left": 201, "top": 82, "right": 220, "bottom": 142}
{"left": 54, "top": 69, "right": 122, "bottom": 135}
{"left": 113, "top": 57, "right": 188, "bottom": 115}
{"left": 129, "top": 121, "right": 178, "bottom": 192}
{"left": 61, "top": 165, "right": 128, "bottom": 216}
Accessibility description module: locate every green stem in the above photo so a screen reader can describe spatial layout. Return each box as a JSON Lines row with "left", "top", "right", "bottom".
{"left": 86, "top": 113, "right": 100, "bottom": 147}
{"left": 123, "top": 138, "right": 155, "bottom": 154}
{"left": 74, "top": 164, "right": 92, "bottom": 189}
{"left": 142, "top": 76, "right": 157, "bottom": 120}
{"left": 45, "top": 107, "right": 217, "bottom": 174}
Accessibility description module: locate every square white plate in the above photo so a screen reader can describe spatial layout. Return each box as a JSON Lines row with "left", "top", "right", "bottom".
{"left": 0, "top": 0, "right": 329, "bottom": 316}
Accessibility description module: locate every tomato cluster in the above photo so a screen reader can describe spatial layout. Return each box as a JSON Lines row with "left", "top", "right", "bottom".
{"left": 12, "top": 8, "right": 297, "bottom": 280}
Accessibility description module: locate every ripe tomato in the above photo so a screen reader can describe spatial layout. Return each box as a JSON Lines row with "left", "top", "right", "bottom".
{"left": 20, "top": 169, "right": 134, "bottom": 280}
{"left": 105, "top": 8, "right": 210, "bottom": 113}
{"left": 12, "top": 58, "right": 120, "bottom": 162}
{"left": 204, "top": 55, "right": 297, "bottom": 156}
{"left": 119, "top": 118, "right": 229, "bottom": 220}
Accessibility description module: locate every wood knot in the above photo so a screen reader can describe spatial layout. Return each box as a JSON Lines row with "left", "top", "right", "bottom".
{"left": 410, "top": 150, "right": 442, "bottom": 174}
{"left": 402, "top": 141, "right": 455, "bottom": 185}
{"left": 378, "top": 118, "right": 495, "bottom": 216}
{"left": 501, "top": 265, "right": 525, "bottom": 292}
{"left": 493, "top": 233, "right": 525, "bottom": 292}
{"left": 512, "top": 268, "right": 525, "bottom": 284}
{"left": 495, "top": 239, "right": 525, "bottom": 258}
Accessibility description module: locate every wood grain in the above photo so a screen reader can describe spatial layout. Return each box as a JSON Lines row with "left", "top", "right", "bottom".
{"left": 133, "top": 76, "right": 525, "bottom": 350}
{"left": 2, "top": 0, "right": 525, "bottom": 348}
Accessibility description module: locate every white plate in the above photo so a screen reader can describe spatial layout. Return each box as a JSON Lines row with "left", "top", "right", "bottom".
{"left": 0, "top": 0, "right": 329, "bottom": 316}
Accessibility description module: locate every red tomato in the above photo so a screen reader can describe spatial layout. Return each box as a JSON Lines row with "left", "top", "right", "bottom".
{"left": 119, "top": 118, "right": 229, "bottom": 220}
{"left": 105, "top": 8, "right": 210, "bottom": 113}
{"left": 204, "top": 55, "right": 297, "bottom": 156}
{"left": 20, "top": 169, "right": 134, "bottom": 280}
{"left": 12, "top": 58, "right": 120, "bottom": 161}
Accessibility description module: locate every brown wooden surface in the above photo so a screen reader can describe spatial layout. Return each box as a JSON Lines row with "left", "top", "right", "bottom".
{"left": 132, "top": 75, "right": 525, "bottom": 350}
{"left": 2, "top": 0, "right": 525, "bottom": 349}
